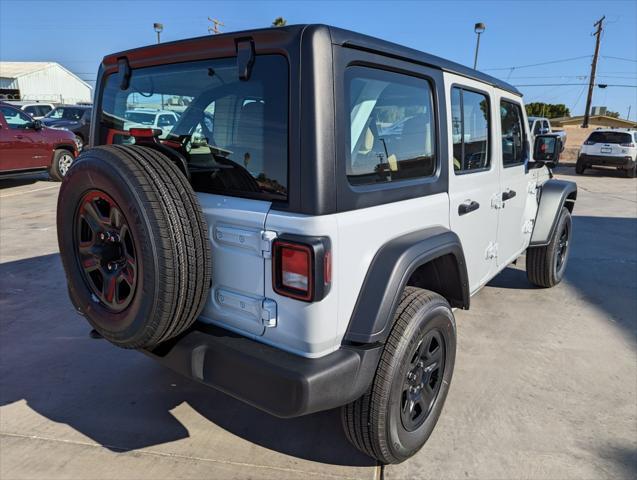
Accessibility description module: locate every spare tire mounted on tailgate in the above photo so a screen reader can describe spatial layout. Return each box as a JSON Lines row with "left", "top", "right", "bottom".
{"left": 57, "top": 145, "right": 211, "bottom": 349}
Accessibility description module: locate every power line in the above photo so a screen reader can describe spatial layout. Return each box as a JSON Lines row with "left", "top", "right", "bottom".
{"left": 601, "top": 55, "right": 637, "bottom": 63}
{"left": 483, "top": 55, "right": 592, "bottom": 71}
{"left": 514, "top": 83, "right": 635, "bottom": 87}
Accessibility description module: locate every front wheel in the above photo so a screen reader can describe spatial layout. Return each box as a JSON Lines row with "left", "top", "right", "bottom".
{"left": 49, "top": 149, "right": 75, "bottom": 181}
{"left": 526, "top": 206, "right": 572, "bottom": 288}
{"left": 342, "top": 287, "right": 456, "bottom": 464}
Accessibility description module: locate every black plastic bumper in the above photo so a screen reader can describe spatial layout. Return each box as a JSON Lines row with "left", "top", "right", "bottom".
{"left": 579, "top": 154, "right": 635, "bottom": 167}
{"left": 144, "top": 323, "right": 382, "bottom": 418}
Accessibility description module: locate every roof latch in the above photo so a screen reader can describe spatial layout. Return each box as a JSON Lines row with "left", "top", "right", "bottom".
{"left": 236, "top": 39, "right": 255, "bottom": 81}
{"left": 117, "top": 57, "right": 131, "bottom": 90}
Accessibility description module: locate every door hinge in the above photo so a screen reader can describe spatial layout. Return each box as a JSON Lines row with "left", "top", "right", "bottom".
{"left": 260, "top": 230, "right": 277, "bottom": 258}
{"left": 491, "top": 194, "right": 504, "bottom": 210}
{"left": 523, "top": 219, "right": 535, "bottom": 234}
{"left": 485, "top": 242, "right": 498, "bottom": 260}
{"left": 261, "top": 298, "right": 277, "bottom": 328}
{"left": 527, "top": 181, "right": 539, "bottom": 195}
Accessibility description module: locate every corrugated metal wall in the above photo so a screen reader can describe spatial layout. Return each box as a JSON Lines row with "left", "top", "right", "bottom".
{"left": 14, "top": 65, "right": 92, "bottom": 103}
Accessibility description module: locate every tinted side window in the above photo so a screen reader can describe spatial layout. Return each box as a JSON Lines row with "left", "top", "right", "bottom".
{"left": 533, "top": 120, "right": 542, "bottom": 134}
{"left": 0, "top": 106, "right": 32, "bottom": 129}
{"left": 346, "top": 67, "right": 435, "bottom": 186}
{"left": 451, "top": 87, "right": 490, "bottom": 173}
{"left": 500, "top": 100, "right": 526, "bottom": 167}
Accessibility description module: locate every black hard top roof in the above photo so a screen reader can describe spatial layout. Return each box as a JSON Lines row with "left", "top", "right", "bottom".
{"left": 106, "top": 24, "right": 520, "bottom": 96}
{"left": 326, "top": 25, "right": 521, "bottom": 96}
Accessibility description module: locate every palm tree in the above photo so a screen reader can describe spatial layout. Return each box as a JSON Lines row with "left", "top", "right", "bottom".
{"left": 272, "top": 17, "right": 287, "bottom": 27}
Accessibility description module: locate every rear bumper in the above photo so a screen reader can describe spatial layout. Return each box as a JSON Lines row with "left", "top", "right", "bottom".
{"left": 144, "top": 323, "right": 382, "bottom": 418}
{"left": 579, "top": 153, "right": 635, "bottom": 167}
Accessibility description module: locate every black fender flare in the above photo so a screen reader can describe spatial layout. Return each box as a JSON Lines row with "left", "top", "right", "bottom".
{"left": 344, "top": 226, "right": 469, "bottom": 344}
{"left": 530, "top": 179, "right": 577, "bottom": 247}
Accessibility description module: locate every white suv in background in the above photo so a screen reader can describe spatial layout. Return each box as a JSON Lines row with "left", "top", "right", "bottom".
{"left": 577, "top": 129, "right": 637, "bottom": 178}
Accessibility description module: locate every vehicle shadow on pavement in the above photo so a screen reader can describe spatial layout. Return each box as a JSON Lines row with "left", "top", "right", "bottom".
{"left": 487, "top": 215, "right": 637, "bottom": 340}
{"left": 0, "top": 173, "right": 50, "bottom": 189}
{"left": 0, "top": 253, "right": 374, "bottom": 467}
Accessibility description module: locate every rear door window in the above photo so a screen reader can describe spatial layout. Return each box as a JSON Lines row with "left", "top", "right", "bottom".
{"left": 345, "top": 66, "right": 436, "bottom": 185}
{"left": 451, "top": 87, "right": 490, "bottom": 173}
{"left": 99, "top": 55, "right": 289, "bottom": 201}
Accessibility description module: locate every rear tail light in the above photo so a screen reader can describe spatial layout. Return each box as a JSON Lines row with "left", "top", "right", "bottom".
{"left": 584, "top": 140, "right": 596, "bottom": 145}
{"left": 272, "top": 235, "right": 331, "bottom": 302}
{"left": 620, "top": 143, "right": 635, "bottom": 147}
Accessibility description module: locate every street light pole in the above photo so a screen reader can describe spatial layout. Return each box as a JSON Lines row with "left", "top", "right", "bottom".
{"left": 473, "top": 22, "right": 486, "bottom": 70}
{"left": 153, "top": 22, "right": 163, "bottom": 44}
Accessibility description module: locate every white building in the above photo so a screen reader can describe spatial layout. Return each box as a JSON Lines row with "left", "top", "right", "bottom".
{"left": 0, "top": 62, "right": 93, "bottom": 104}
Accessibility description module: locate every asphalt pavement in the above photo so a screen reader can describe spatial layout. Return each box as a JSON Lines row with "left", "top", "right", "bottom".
{"left": 0, "top": 165, "right": 635, "bottom": 479}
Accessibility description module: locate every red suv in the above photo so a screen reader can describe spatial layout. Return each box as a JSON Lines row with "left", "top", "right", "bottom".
{"left": 0, "top": 102, "right": 78, "bottom": 181}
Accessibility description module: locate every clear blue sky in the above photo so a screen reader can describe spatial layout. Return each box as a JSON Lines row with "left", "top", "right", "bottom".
{"left": 1, "top": 0, "right": 635, "bottom": 118}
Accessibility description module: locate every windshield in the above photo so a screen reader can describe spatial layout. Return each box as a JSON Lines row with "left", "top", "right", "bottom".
{"left": 46, "top": 107, "right": 86, "bottom": 121}
{"left": 99, "top": 55, "right": 289, "bottom": 201}
{"left": 587, "top": 131, "right": 632, "bottom": 144}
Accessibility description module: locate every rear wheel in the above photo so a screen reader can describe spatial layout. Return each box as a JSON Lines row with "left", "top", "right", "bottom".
{"left": 626, "top": 163, "right": 636, "bottom": 178}
{"left": 57, "top": 145, "right": 211, "bottom": 349}
{"left": 50, "top": 149, "right": 75, "bottom": 181}
{"left": 342, "top": 287, "right": 456, "bottom": 464}
{"left": 575, "top": 157, "right": 586, "bottom": 175}
{"left": 526, "top": 207, "right": 572, "bottom": 288}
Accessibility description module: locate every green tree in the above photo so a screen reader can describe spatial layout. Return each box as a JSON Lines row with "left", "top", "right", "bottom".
{"left": 525, "top": 102, "right": 570, "bottom": 119}
{"left": 272, "top": 17, "right": 287, "bottom": 27}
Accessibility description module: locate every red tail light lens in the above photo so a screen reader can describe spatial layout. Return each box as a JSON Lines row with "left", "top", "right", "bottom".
{"left": 620, "top": 143, "right": 635, "bottom": 148}
{"left": 272, "top": 236, "right": 331, "bottom": 302}
{"left": 280, "top": 243, "right": 311, "bottom": 292}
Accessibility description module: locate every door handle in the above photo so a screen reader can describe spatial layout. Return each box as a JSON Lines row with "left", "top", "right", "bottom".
{"left": 458, "top": 200, "right": 480, "bottom": 216}
{"left": 502, "top": 190, "right": 517, "bottom": 201}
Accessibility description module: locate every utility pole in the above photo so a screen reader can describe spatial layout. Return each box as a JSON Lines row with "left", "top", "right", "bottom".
{"left": 627, "top": 105, "right": 631, "bottom": 121}
{"left": 582, "top": 16, "right": 604, "bottom": 128}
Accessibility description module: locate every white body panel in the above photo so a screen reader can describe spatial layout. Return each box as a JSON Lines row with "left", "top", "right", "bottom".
{"left": 196, "top": 193, "right": 271, "bottom": 337}
{"left": 264, "top": 193, "right": 449, "bottom": 357}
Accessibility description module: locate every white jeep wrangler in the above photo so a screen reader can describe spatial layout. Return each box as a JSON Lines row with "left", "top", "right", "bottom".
{"left": 57, "top": 25, "right": 576, "bottom": 464}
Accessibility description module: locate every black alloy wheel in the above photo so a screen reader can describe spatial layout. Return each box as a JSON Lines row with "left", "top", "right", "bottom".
{"left": 75, "top": 190, "right": 137, "bottom": 312}
{"left": 401, "top": 329, "right": 446, "bottom": 431}
{"left": 555, "top": 220, "right": 570, "bottom": 275}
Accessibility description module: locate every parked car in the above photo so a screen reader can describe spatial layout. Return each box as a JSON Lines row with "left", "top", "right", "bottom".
{"left": 0, "top": 102, "right": 77, "bottom": 180}
{"left": 123, "top": 109, "right": 179, "bottom": 137}
{"left": 55, "top": 25, "right": 576, "bottom": 464}
{"left": 4, "top": 100, "right": 57, "bottom": 119}
{"left": 528, "top": 116, "right": 567, "bottom": 151}
{"left": 576, "top": 128, "right": 637, "bottom": 177}
{"left": 41, "top": 105, "right": 92, "bottom": 151}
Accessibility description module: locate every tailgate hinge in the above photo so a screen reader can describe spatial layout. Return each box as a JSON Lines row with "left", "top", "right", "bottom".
{"left": 260, "top": 230, "right": 277, "bottom": 258}
{"left": 261, "top": 298, "right": 277, "bottom": 328}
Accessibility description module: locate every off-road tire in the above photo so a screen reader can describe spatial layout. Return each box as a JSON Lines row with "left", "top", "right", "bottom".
{"left": 526, "top": 206, "right": 572, "bottom": 288}
{"left": 57, "top": 145, "right": 211, "bottom": 349}
{"left": 575, "top": 157, "right": 586, "bottom": 175}
{"left": 49, "top": 148, "right": 75, "bottom": 181}
{"left": 342, "top": 287, "right": 456, "bottom": 464}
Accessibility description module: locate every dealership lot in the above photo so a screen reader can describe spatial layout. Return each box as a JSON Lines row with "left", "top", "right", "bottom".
{"left": 0, "top": 167, "right": 635, "bottom": 479}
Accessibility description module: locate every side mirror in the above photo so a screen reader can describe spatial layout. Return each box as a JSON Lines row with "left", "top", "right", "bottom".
{"left": 31, "top": 119, "right": 43, "bottom": 130}
{"left": 538, "top": 127, "right": 549, "bottom": 135}
{"left": 533, "top": 134, "right": 561, "bottom": 168}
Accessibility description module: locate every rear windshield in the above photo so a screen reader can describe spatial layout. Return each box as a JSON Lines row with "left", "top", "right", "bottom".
{"left": 98, "top": 55, "right": 289, "bottom": 201}
{"left": 587, "top": 131, "right": 632, "bottom": 144}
